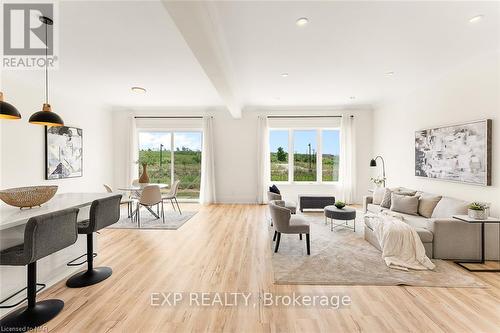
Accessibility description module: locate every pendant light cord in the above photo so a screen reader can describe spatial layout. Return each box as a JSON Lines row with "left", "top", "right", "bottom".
{"left": 45, "top": 21, "right": 49, "bottom": 104}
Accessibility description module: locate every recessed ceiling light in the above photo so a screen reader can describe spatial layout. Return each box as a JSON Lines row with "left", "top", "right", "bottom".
{"left": 349, "top": 96, "right": 356, "bottom": 100}
{"left": 280, "top": 73, "right": 289, "bottom": 78}
{"left": 131, "top": 86, "right": 146, "bottom": 94}
{"left": 296, "top": 17, "right": 309, "bottom": 27}
{"left": 384, "top": 71, "right": 395, "bottom": 76}
{"left": 469, "top": 15, "right": 484, "bottom": 23}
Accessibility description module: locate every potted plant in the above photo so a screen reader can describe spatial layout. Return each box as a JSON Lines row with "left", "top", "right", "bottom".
{"left": 370, "top": 177, "right": 386, "bottom": 188}
{"left": 334, "top": 201, "right": 346, "bottom": 209}
{"left": 468, "top": 202, "right": 490, "bottom": 220}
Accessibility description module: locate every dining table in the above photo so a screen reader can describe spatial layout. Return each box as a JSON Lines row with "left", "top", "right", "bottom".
{"left": 117, "top": 183, "right": 169, "bottom": 219}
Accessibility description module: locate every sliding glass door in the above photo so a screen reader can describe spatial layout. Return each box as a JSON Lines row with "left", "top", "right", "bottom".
{"left": 138, "top": 131, "right": 202, "bottom": 199}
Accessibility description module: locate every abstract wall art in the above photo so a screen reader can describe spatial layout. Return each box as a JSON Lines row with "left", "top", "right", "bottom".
{"left": 415, "top": 119, "right": 491, "bottom": 186}
{"left": 45, "top": 126, "right": 83, "bottom": 179}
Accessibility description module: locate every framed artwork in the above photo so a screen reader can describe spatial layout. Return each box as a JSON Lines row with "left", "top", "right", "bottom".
{"left": 415, "top": 119, "right": 491, "bottom": 186}
{"left": 45, "top": 126, "right": 83, "bottom": 180}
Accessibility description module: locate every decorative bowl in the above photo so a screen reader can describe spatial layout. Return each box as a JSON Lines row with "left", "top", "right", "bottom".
{"left": 334, "top": 201, "right": 346, "bottom": 209}
{"left": 0, "top": 186, "right": 58, "bottom": 209}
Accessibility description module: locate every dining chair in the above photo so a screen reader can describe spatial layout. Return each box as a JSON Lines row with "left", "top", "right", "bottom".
{"left": 162, "top": 180, "right": 182, "bottom": 215}
{"left": 135, "top": 185, "right": 164, "bottom": 227}
{"left": 103, "top": 184, "right": 134, "bottom": 218}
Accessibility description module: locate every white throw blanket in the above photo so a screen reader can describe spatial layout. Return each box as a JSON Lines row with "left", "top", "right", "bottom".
{"left": 366, "top": 212, "right": 435, "bottom": 271}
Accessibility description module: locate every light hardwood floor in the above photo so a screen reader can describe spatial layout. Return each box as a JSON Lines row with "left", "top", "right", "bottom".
{"left": 34, "top": 204, "right": 500, "bottom": 332}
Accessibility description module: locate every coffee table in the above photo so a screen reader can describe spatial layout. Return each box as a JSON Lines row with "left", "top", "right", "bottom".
{"left": 452, "top": 215, "right": 500, "bottom": 272}
{"left": 324, "top": 206, "right": 357, "bottom": 232}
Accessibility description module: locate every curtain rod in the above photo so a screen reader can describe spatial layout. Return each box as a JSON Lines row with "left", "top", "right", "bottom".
{"left": 134, "top": 116, "right": 206, "bottom": 119}
{"left": 267, "top": 115, "right": 352, "bottom": 119}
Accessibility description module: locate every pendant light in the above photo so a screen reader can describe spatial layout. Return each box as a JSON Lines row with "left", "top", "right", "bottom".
{"left": 0, "top": 92, "right": 22, "bottom": 120}
{"left": 29, "top": 16, "right": 64, "bottom": 127}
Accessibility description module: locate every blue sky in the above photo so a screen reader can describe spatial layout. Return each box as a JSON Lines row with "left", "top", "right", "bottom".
{"left": 269, "top": 130, "right": 339, "bottom": 155}
{"left": 139, "top": 132, "right": 202, "bottom": 151}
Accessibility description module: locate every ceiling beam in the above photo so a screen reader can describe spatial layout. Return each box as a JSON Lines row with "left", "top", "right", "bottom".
{"left": 162, "top": 0, "right": 242, "bottom": 118}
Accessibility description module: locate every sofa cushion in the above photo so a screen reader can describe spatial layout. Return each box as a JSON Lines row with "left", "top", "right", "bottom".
{"left": 431, "top": 196, "right": 469, "bottom": 218}
{"left": 364, "top": 217, "right": 433, "bottom": 243}
{"left": 390, "top": 194, "right": 419, "bottom": 215}
{"left": 367, "top": 203, "right": 383, "bottom": 214}
{"left": 392, "top": 187, "right": 418, "bottom": 196}
{"left": 380, "top": 188, "right": 392, "bottom": 208}
{"left": 372, "top": 187, "right": 386, "bottom": 205}
{"left": 416, "top": 192, "right": 442, "bottom": 218}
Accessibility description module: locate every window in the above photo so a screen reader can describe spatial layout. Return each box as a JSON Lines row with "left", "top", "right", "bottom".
{"left": 270, "top": 131, "right": 289, "bottom": 181}
{"left": 138, "top": 131, "right": 202, "bottom": 199}
{"left": 269, "top": 128, "right": 340, "bottom": 183}
{"left": 322, "top": 130, "right": 340, "bottom": 182}
{"left": 294, "top": 130, "right": 317, "bottom": 181}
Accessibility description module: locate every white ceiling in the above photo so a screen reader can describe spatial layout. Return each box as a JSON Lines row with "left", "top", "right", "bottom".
{"left": 211, "top": 0, "right": 499, "bottom": 107}
{"left": 3, "top": 1, "right": 499, "bottom": 114}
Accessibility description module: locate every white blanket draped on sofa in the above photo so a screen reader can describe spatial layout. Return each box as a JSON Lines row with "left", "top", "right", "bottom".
{"left": 365, "top": 213, "right": 435, "bottom": 271}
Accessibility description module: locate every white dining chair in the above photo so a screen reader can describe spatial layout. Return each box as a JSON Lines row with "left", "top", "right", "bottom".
{"left": 162, "top": 180, "right": 182, "bottom": 215}
{"left": 103, "top": 184, "right": 134, "bottom": 218}
{"left": 135, "top": 185, "right": 164, "bottom": 227}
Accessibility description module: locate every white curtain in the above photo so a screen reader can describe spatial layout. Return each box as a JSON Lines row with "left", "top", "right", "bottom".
{"left": 339, "top": 115, "right": 356, "bottom": 204}
{"left": 257, "top": 116, "right": 270, "bottom": 204}
{"left": 126, "top": 115, "right": 139, "bottom": 186}
{"left": 200, "top": 116, "right": 216, "bottom": 204}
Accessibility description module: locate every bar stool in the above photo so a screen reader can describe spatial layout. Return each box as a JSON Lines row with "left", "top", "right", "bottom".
{"left": 66, "top": 195, "right": 122, "bottom": 288}
{"left": 0, "top": 208, "right": 79, "bottom": 331}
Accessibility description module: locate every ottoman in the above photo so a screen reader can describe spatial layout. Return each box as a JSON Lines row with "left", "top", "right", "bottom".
{"left": 324, "top": 206, "right": 357, "bottom": 232}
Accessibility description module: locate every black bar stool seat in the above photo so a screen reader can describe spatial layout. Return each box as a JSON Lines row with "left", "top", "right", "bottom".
{"left": 0, "top": 208, "right": 79, "bottom": 332}
{"left": 66, "top": 195, "right": 122, "bottom": 288}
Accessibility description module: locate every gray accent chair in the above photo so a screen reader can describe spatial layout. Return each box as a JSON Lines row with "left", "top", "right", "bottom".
{"left": 363, "top": 190, "right": 481, "bottom": 260}
{"left": 66, "top": 195, "right": 122, "bottom": 288}
{"left": 269, "top": 200, "right": 310, "bottom": 255}
{"left": 0, "top": 208, "right": 79, "bottom": 331}
{"left": 267, "top": 192, "right": 297, "bottom": 214}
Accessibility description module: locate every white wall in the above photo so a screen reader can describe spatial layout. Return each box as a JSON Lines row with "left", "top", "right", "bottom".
{"left": 373, "top": 52, "right": 500, "bottom": 259}
{"left": 0, "top": 73, "right": 114, "bottom": 193}
{"left": 111, "top": 106, "right": 373, "bottom": 204}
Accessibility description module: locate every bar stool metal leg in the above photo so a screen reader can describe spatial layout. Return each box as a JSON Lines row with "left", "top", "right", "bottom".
{"left": 0, "top": 262, "right": 64, "bottom": 332}
{"left": 66, "top": 234, "right": 112, "bottom": 288}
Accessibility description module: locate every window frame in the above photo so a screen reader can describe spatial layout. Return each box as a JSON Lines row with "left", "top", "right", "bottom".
{"left": 137, "top": 129, "right": 203, "bottom": 199}
{"left": 269, "top": 127, "right": 340, "bottom": 185}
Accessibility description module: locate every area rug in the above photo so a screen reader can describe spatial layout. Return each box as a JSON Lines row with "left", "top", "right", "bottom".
{"left": 271, "top": 212, "right": 485, "bottom": 287}
{"left": 107, "top": 210, "right": 197, "bottom": 230}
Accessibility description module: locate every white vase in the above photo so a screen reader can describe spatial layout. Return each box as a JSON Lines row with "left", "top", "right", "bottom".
{"left": 468, "top": 209, "right": 488, "bottom": 220}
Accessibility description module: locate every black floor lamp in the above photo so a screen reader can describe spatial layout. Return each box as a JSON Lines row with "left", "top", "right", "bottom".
{"left": 370, "top": 156, "right": 386, "bottom": 187}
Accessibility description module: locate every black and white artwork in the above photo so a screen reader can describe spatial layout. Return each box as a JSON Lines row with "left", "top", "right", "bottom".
{"left": 415, "top": 119, "right": 491, "bottom": 186}
{"left": 46, "top": 126, "right": 83, "bottom": 180}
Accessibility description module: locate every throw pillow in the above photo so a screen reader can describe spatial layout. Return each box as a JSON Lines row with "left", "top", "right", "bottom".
{"left": 372, "top": 187, "right": 386, "bottom": 205}
{"left": 416, "top": 192, "right": 442, "bottom": 218}
{"left": 380, "top": 188, "right": 392, "bottom": 208}
{"left": 390, "top": 193, "right": 419, "bottom": 215}
{"left": 392, "top": 187, "right": 418, "bottom": 196}
{"left": 269, "top": 184, "right": 280, "bottom": 195}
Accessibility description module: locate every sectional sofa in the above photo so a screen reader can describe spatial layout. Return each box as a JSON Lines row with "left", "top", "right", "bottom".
{"left": 363, "top": 187, "right": 481, "bottom": 260}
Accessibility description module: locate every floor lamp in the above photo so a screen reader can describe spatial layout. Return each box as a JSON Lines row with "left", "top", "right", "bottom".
{"left": 370, "top": 156, "right": 386, "bottom": 187}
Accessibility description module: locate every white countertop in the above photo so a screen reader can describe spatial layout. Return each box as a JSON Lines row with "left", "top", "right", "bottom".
{"left": 0, "top": 192, "right": 115, "bottom": 231}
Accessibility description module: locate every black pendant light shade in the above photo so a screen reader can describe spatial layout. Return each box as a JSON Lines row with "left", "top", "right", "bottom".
{"left": 369, "top": 159, "right": 377, "bottom": 167}
{"left": 29, "top": 16, "right": 64, "bottom": 127}
{"left": 29, "top": 103, "right": 64, "bottom": 126}
{"left": 0, "top": 92, "right": 22, "bottom": 120}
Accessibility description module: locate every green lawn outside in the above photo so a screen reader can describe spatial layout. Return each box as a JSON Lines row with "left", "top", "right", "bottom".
{"left": 138, "top": 149, "right": 201, "bottom": 199}
{"left": 270, "top": 152, "right": 339, "bottom": 182}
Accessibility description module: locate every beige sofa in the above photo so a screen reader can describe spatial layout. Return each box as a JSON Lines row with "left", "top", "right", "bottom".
{"left": 363, "top": 188, "right": 481, "bottom": 260}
